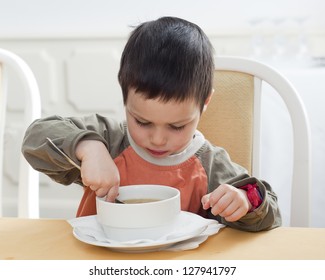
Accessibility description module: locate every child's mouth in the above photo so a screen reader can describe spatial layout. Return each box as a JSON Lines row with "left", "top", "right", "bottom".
{"left": 146, "top": 148, "right": 168, "bottom": 157}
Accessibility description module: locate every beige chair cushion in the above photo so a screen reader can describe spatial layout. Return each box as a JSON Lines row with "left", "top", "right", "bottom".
{"left": 198, "top": 70, "right": 254, "bottom": 174}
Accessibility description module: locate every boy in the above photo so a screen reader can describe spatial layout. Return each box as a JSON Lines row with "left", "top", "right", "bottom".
{"left": 22, "top": 17, "right": 281, "bottom": 231}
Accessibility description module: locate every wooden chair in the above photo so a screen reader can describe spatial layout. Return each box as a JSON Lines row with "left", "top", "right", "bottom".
{"left": 198, "top": 56, "right": 311, "bottom": 227}
{"left": 0, "top": 48, "right": 41, "bottom": 218}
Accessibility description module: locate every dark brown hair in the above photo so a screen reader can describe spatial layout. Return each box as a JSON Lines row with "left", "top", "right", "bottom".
{"left": 118, "top": 16, "right": 214, "bottom": 112}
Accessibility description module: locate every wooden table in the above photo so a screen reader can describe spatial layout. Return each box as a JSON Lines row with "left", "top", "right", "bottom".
{"left": 1, "top": 218, "right": 324, "bottom": 260}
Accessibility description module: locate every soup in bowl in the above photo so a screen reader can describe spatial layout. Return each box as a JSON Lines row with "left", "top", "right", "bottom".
{"left": 96, "top": 184, "right": 181, "bottom": 241}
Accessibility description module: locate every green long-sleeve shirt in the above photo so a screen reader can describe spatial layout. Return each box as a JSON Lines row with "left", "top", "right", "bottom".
{"left": 22, "top": 114, "right": 282, "bottom": 231}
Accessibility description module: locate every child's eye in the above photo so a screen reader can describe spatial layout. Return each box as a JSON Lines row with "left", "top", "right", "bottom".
{"left": 170, "top": 125, "right": 185, "bottom": 131}
{"left": 135, "top": 119, "right": 150, "bottom": 127}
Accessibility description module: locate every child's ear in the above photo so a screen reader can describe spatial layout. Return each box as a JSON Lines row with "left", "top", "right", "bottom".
{"left": 202, "top": 89, "right": 214, "bottom": 113}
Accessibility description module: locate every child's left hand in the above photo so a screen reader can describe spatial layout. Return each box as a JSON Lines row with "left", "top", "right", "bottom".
{"left": 201, "top": 184, "right": 252, "bottom": 222}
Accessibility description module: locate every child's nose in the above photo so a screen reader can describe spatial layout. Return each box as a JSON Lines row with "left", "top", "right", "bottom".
{"left": 150, "top": 128, "right": 167, "bottom": 147}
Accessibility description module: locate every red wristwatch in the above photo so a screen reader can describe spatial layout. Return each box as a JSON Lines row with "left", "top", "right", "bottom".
{"left": 240, "top": 183, "right": 263, "bottom": 211}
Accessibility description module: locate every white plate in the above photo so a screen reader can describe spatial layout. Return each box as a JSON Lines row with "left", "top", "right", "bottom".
{"left": 71, "top": 211, "right": 216, "bottom": 253}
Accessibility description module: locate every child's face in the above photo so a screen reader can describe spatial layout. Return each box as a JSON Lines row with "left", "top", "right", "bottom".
{"left": 125, "top": 88, "right": 201, "bottom": 158}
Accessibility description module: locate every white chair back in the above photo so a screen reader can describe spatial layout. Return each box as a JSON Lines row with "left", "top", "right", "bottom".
{"left": 199, "top": 56, "right": 311, "bottom": 227}
{"left": 0, "top": 48, "right": 41, "bottom": 218}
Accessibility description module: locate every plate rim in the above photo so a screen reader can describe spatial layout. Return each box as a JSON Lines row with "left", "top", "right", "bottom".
{"left": 72, "top": 211, "right": 208, "bottom": 251}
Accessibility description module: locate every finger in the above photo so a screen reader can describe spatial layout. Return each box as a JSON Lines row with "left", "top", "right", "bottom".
{"left": 210, "top": 192, "right": 232, "bottom": 216}
{"left": 224, "top": 206, "right": 246, "bottom": 222}
{"left": 218, "top": 201, "right": 239, "bottom": 218}
{"left": 201, "top": 194, "right": 211, "bottom": 210}
{"left": 105, "top": 185, "right": 119, "bottom": 202}
{"left": 94, "top": 187, "right": 108, "bottom": 198}
{"left": 88, "top": 184, "right": 99, "bottom": 193}
{"left": 208, "top": 185, "right": 229, "bottom": 206}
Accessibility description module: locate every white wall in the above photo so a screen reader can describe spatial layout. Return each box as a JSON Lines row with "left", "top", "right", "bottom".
{"left": 0, "top": 0, "right": 324, "bottom": 37}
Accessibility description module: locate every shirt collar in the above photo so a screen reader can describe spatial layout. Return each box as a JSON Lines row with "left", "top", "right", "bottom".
{"left": 126, "top": 129, "right": 205, "bottom": 166}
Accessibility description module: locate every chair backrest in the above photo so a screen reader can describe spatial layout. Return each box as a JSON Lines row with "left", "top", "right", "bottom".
{"left": 198, "top": 56, "right": 311, "bottom": 227}
{"left": 0, "top": 48, "right": 41, "bottom": 218}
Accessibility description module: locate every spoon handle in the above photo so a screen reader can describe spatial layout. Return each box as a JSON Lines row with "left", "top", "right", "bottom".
{"left": 46, "top": 137, "right": 81, "bottom": 170}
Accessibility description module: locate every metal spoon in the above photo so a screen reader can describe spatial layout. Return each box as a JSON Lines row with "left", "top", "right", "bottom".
{"left": 46, "top": 137, "right": 124, "bottom": 204}
{"left": 46, "top": 137, "right": 81, "bottom": 170}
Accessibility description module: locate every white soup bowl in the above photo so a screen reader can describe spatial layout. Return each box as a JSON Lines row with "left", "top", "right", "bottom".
{"left": 96, "top": 184, "right": 181, "bottom": 242}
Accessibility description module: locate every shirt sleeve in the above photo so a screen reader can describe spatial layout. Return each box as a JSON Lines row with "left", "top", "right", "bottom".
{"left": 21, "top": 114, "right": 128, "bottom": 186}
{"left": 197, "top": 141, "right": 282, "bottom": 231}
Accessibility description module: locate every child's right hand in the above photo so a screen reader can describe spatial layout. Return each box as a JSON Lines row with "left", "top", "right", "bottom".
{"left": 75, "top": 140, "right": 120, "bottom": 202}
